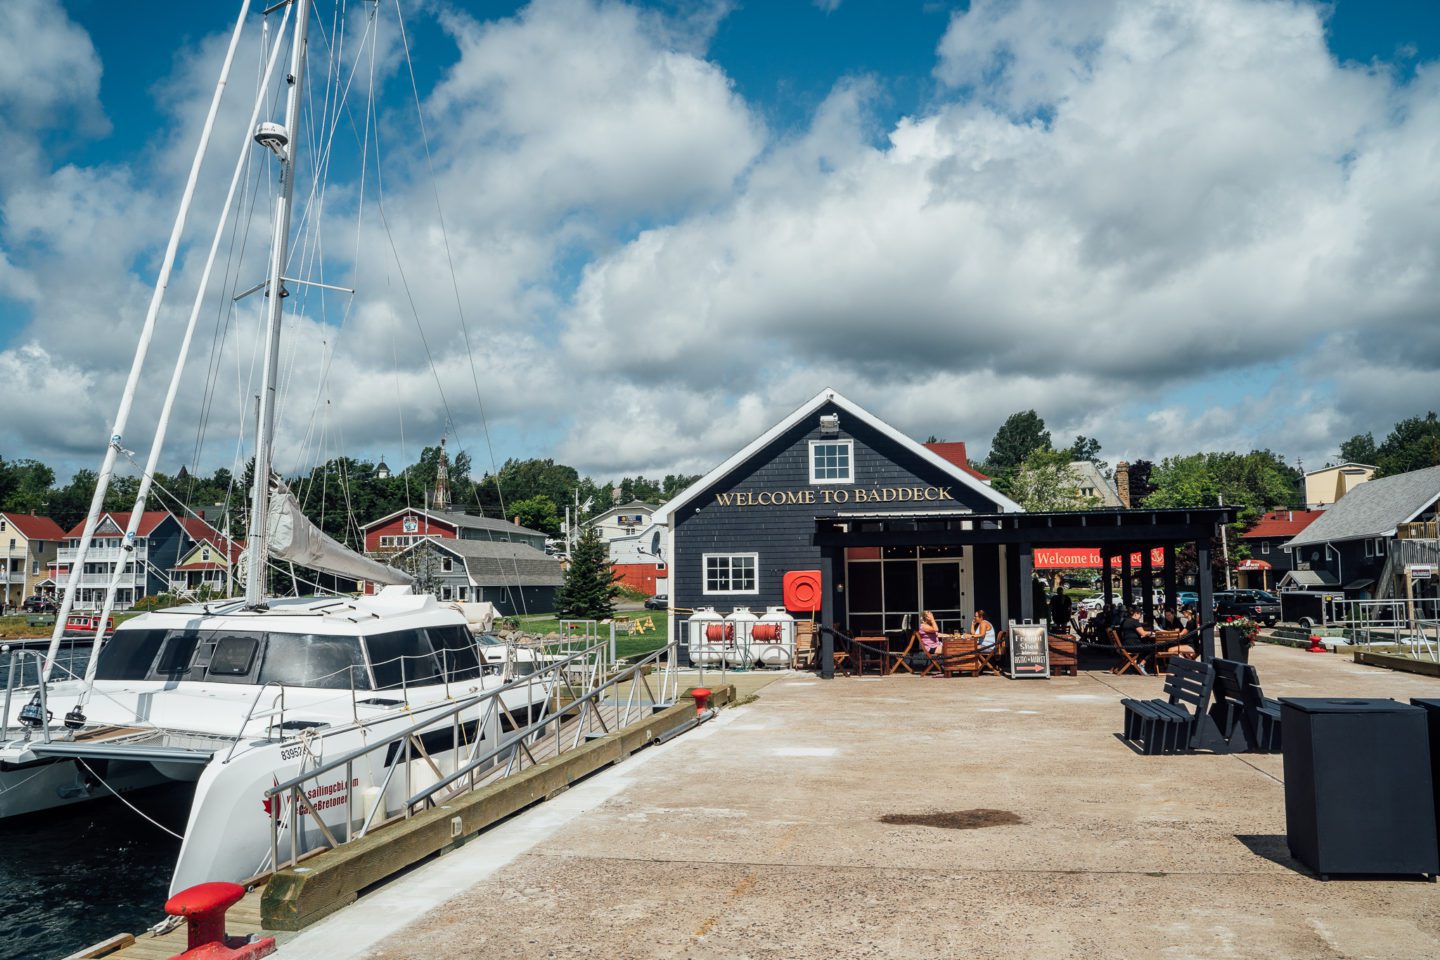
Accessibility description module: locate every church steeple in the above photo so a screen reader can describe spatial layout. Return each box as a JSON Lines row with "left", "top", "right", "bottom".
{"left": 434, "top": 437, "right": 450, "bottom": 511}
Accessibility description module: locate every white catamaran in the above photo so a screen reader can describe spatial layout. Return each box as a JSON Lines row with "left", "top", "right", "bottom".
{"left": 0, "top": 0, "right": 552, "bottom": 894}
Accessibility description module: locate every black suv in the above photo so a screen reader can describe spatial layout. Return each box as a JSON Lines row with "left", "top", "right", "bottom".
{"left": 1214, "top": 590, "right": 1281, "bottom": 627}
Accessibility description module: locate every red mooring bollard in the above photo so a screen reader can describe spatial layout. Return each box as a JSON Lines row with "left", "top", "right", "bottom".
{"left": 691, "top": 687, "right": 712, "bottom": 716}
{"left": 164, "top": 882, "right": 276, "bottom": 959}
{"left": 1307, "top": 634, "right": 1328, "bottom": 654}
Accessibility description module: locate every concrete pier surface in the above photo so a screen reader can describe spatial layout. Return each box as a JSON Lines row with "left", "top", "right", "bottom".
{"left": 275, "top": 648, "right": 1440, "bottom": 960}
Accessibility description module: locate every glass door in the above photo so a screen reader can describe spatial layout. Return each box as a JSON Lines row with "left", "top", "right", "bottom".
{"left": 920, "top": 559, "right": 965, "bottom": 633}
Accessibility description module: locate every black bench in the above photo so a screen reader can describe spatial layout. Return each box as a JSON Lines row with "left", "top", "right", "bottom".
{"left": 1121, "top": 659, "right": 1225, "bottom": 755}
{"left": 1210, "top": 658, "right": 1282, "bottom": 753}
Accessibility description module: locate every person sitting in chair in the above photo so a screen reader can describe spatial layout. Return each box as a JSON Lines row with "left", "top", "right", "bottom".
{"left": 969, "top": 609, "right": 996, "bottom": 650}
{"left": 918, "top": 610, "right": 943, "bottom": 655}
{"left": 1157, "top": 605, "right": 1183, "bottom": 631}
{"left": 1124, "top": 607, "right": 1195, "bottom": 662}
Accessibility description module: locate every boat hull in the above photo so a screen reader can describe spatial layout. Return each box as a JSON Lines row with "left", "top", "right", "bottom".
{"left": 0, "top": 756, "right": 170, "bottom": 818}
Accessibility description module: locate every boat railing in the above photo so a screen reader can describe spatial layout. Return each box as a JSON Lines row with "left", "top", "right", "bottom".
{"left": 261, "top": 636, "right": 679, "bottom": 876}
{"left": 223, "top": 681, "right": 288, "bottom": 763}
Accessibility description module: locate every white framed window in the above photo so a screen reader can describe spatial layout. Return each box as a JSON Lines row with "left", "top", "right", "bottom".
{"left": 441, "top": 556, "right": 453, "bottom": 572}
{"left": 1261, "top": 541, "right": 1270, "bottom": 555}
{"left": 1374, "top": 538, "right": 1385, "bottom": 556}
{"left": 1365, "top": 540, "right": 1374, "bottom": 557}
{"left": 703, "top": 553, "right": 758, "bottom": 594}
{"left": 809, "top": 439, "right": 853, "bottom": 484}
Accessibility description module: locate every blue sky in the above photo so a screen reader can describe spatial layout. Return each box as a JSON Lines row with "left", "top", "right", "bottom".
{"left": 1, "top": 0, "right": 1438, "bottom": 484}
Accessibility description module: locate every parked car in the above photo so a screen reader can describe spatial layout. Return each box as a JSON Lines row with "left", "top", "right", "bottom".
{"left": 643, "top": 594, "right": 668, "bottom": 610}
{"left": 21, "top": 595, "right": 56, "bottom": 614}
{"left": 1214, "top": 590, "right": 1281, "bottom": 627}
{"left": 1176, "top": 591, "right": 1199, "bottom": 608}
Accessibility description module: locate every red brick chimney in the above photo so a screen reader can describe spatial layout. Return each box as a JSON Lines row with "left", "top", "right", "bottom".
{"left": 1115, "top": 461, "right": 1131, "bottom": 508}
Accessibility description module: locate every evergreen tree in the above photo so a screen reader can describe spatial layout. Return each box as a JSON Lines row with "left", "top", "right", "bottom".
{"left": 555, "top": 525, "right": 618, "bottom": 620}
{"left": 986, "top": 410, "right": 1052, "bottom": 475}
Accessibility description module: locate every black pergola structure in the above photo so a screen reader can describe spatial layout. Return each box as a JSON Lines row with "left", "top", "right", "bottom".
{"left": 811, "top": 506, "right": 1238, "bottom": 679}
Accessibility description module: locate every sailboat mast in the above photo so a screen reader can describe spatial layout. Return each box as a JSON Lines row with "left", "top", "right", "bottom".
{"left": 246, "top": 0, "right": 312, "bottom": 607}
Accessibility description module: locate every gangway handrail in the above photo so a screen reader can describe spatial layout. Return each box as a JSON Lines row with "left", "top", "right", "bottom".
{"left": 265, "top": 635, "right": 613, "bottom": 798}
{"left": 406, "top": 641, "right": 675, "bottom": 811}
{"left": 261, "top": 638, "right": 678, "bottom": 874}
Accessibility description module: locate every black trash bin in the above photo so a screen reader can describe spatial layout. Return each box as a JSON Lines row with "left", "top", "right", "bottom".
{"left": 1413, "top": 698, "right": 1440, "bottom": 858}
{"left": 1280, "top": 698, "right": 1438, "bottom": 879}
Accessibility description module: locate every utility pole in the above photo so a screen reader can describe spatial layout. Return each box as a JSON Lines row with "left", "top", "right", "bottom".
{"left": 1219, "top": 493, "right": 1233, "bottom": 591}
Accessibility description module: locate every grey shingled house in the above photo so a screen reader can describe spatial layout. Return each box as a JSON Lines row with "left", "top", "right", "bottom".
{"left": 391, "top": 536, "right": 563, "bottom": 615}
{"left": 1282, "top": 463, "right": 1440, "bottom": 600}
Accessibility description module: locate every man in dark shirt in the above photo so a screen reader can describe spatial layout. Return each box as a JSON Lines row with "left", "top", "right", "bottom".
{"left": 1119, "top": 608, "right": 1153, "bottom": 674}
{"left": 1049, "top": 588, "right": 1073, "bottom": 631}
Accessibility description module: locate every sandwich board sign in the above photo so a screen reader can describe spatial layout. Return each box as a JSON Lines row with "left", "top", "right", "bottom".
{"left": 1007, "top": 621, "right": 1049, "bottom": 679}
{"left": 1409, "top": 565, "right": 1434, "bottom": 580}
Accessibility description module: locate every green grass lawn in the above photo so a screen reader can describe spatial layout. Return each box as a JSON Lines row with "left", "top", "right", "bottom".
{"left": 513, "top": 610, "right": 669, "bottom": 661}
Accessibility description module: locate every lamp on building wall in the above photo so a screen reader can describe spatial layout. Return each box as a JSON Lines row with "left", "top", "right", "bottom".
{"left": 819, "top": 414, "right": 840, "bottom": 435}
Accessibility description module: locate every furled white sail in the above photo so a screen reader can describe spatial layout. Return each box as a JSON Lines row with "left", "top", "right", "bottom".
{"left": 264, "top": 481, "right": 415, "bottom": 586}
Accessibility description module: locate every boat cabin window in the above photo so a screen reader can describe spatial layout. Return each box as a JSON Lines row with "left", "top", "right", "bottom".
{"left": 363, "top": 629, "right": 442, "bottom": 689}
{"left": 155, "top": 631, "right": 203, "bottom": 679}
{"left": 94, "top": 629, "right": 168, "bottom": 680}
{"left": 426, "top": 624, "right": 480, "bottom": 682}
{"left": 258, "top": 634, "right": 370, "bottom": 690}
{"left": 93, "top": 627, "right": 370, "bottom": 688}
{"left": 208, "top": 634, "right": 260, "bottom": 676}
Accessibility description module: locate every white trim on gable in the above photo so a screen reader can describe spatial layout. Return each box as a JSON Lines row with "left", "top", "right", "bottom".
{"left": 652, "top": 388, "right": 1021, "bottom": 524}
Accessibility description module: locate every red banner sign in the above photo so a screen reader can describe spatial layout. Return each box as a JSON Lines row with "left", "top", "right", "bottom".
{"left": 1032, "top": 547, "right": 1167, "bottom": 569}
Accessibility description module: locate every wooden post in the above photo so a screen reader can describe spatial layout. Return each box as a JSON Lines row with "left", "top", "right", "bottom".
{"left": 1019, "top": 542, "right": 1034, "bottom": 623}
{"left": 1141, "top": 546, "right": 1155, "bottom": 625}
{"left": 1121, "top": 548, "right": 1134, "bottom": 610}
{"left": 1102, "top": 548, "right": 1114, "bottom": 610}
{"left": 1405, "top": 569, "right": 1417, "bottom": 637}
{"left": 1162, "top": 544, "right": 1177, "bottom": 608}
{"left": 819, "top": 550, "right": 835, "bottom": 680}
{"left": 1197, "top": 539, "right": 1215, "bottom": 661}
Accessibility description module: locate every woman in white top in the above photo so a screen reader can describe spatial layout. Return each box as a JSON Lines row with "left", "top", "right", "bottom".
{"left": 970, "top": 609, "right": 996, "bottom": 649}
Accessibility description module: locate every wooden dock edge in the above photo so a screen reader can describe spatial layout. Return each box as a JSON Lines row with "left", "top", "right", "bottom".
{"left": 1353, "top": 650, "right": 1440, "bottom": 678}
{"left": 261, "top": 684, "right": 735, "bottom": 931}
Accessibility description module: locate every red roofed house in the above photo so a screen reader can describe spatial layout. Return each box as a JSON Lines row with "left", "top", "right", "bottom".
{"left": 1238, "top": 509, "right": 1324, "bottom": 590}
{"left": 169, "top": 518, "right": 244, "bottom": 596}
{"left": 0, "top": 513, "right": 67, "bottom": 610}
{"left": 51, "top": 512, "right": 190, "bottom": 611}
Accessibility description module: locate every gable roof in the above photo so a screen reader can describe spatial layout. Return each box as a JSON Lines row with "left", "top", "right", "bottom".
{"left": 64, "top": 511, "right": 176, "bottom": 539}
{"left": 394, "top": 536, "right": 563, "bottom": 587}
{"left": 1067, "top": 461, "right": 1124, "bottom": 507}
{"left": 1286, "top": 464, "right": 1440, "bottom": 548}
{"left": 653, "top": 389, "right": 1022, "bottom": 523}
{"left": 591, "top": 501, "right": 660, "bottom": 521}
{"left": 362, "top": 506, "right": 547, "bottom": 539}
{"left": 1304, "top": 461, "right": 1376, "bottom": 477}
{"left": 1242, "top": 510, "right": 1324, "bottom": 540}
{"left": 1, "top": 513, "right": 67, "bottom": 541}
{"left": 1279, "top": 569, "right": 1340, "bottom": 589}
{"left": 922, "top": 442, "right": 989, "bottom": 481}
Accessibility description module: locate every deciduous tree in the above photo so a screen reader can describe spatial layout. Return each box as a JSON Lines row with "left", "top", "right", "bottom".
{"left": 1375, "top": 412, "right": 1440, "bottom": 478}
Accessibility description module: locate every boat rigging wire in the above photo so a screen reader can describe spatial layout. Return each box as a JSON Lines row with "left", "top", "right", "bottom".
{"left": 87, "top": 1, "right": 298, "bottom": 688}
{"left": 75, "top": 757, "right": 186, "bottom": 840}
{"left": 45, "top": 0, "right": 258, "bottom": 682}
{"left": 393, "top": 0, "right": 530, "bottom": 614}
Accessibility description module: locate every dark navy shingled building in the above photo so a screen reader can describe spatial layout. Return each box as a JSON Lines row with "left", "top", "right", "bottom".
{"left": 654, "top": 389, "right": 1236, "bottom": 668}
